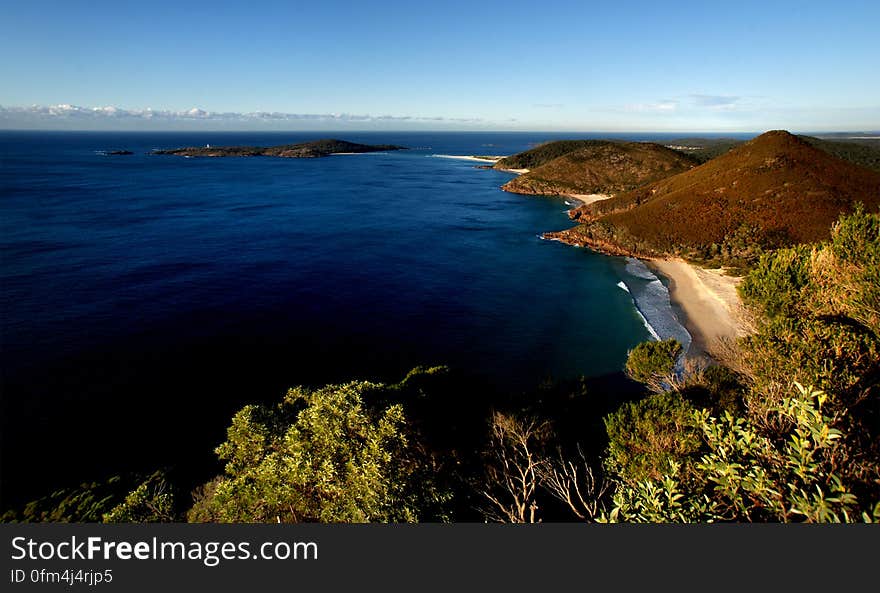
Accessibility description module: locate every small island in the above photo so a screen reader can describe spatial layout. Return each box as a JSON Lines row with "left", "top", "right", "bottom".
{"left": 152, "top": 138, "right": 406, "bottom": 158}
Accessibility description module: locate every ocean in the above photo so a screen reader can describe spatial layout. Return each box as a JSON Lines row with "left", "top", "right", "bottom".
{"left": 0, "top": 130, "right": 695, "bottom": 506}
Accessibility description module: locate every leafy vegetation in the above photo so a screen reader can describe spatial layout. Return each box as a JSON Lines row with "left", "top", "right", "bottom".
{"left": 2, "top": 471, "right": 182, "bottom": 523}
{"left": 801, "top": 136, "right": 880, "bottom": 173}
{"left": 604, "top": 392, "right": 701, "bottom": 484}
{"left": 188, "top": 379, "right": 450, "bottom": 523}
{"left": 624, "top": 339, "right": 682, "bottom": 387}
{"left": 606, "top": 384, "right": 877, "bottom": 522}
{"left": 103, "top": 471, "right": 179, "bottom": 522}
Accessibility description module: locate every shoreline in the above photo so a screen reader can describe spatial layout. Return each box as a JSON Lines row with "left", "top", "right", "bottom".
{"left": 431, "top": 154, "right": 505, "bottom": 163}
{"left": 432, "top": 154, "right": 530, "bottom": 175}
{"left": 645, "top": 258, "right": 751, "bottom": 358}
{"left": 564, "top": 193, "right": 612, "bottom": 207}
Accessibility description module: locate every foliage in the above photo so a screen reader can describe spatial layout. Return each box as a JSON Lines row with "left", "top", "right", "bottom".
{"left": 103, "top": 471, "right": 178, "bottom": 523}
{"left": 801, "top": 136, "right": 880, "bottom": 173}
{"left": 676, "top": 364, "right": 745, "bottom": 416}
{"left": 1, "top": 476, "right": 129, "bottom": 523}
{"left": 189, "top": 379, "right": 449, "bottom": 523}
{"left": 2, "top": 471, "right": 181, "bottom": 523}
{"left": 624, "top": 339, "right": 682, "bottom": 389}
{"left": 605, "top": 384, "right": 877, "bottom": 522}
{"left": 603, "top": 392, "right": 702, "bottom": 484}
{"left": 739, "top": 245, "right": 812, "bottom": 318}
{"left": 735, "top": 209, "right": 880, "bottom": 430}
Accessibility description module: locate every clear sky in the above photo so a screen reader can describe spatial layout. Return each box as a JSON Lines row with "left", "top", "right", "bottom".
{"left": 1, "top": 0, "right": 878, "bottom": 131}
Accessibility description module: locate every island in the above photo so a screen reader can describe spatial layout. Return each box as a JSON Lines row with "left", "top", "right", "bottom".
{"left": 152, "top": 138, "right": 406, "bottom": 158}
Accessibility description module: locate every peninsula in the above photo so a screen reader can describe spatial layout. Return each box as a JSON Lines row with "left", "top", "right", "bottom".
{"left": 153, "top": 138, "right": 406, "bottom": 158}
{"left": 494, "top": 140, "right": 698, "bottom": 199}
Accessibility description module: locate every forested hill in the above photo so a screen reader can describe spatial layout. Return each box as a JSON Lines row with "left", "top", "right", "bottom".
{"left": 497, "top": 140, "right": 697, "bottom": 197}
{"left": 547, "top": 130, "right": 880, "bottom": 264}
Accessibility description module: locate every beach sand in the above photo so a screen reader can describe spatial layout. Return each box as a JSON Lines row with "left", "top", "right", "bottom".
{"left": 647, "top": 258, "right": 752, "bottom": 357}
{"left": 566, "top": 193, "right": 612, "bottom": 206}
{"left": 432, "top": 154, "right": 504, "bottom": 163}
{"left": 432, "top": 154, "right": 530, "bottom": 175}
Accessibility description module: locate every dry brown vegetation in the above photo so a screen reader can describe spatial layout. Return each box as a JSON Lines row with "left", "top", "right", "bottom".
{"left": 552, "top": 131, "right": 880, "bottom": 263}
{"left": 499, "top": 140, "right": 697, "bottom": 196}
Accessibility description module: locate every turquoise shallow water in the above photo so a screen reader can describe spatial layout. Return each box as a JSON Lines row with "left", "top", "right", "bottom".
{"left": 1, "top": 131, "right": 688, "bottom": 504}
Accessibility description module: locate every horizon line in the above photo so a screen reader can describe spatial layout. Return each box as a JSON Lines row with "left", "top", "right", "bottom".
{"left": 1, "top": 127, "right": 879, "bottom": 135}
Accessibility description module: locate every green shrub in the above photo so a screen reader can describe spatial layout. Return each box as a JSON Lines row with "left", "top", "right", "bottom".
{"left": 739, "top": 244, "right": 812, "bottom": 318}
{"left": 605, "top": 384, "right": 877, "bottom": 523}
{"left": 188, "top": 380, "right": 449, "bottom": 523}
{"left": 103, "top": 471, "right": 177, "bottom": 523}
{"left": 625, "top": 339, "right": 682, "bottom": 387}
{"left": 603, "top": 392, "right": 702, "bottom": 484}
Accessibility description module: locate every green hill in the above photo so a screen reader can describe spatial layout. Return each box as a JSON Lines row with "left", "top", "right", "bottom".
{"left": 493, "top": 140, "right": 610, "bottom": 170}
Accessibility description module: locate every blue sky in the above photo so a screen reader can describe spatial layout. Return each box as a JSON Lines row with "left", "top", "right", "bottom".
{"left": 1, "top": 0, "right": 878, "bottom": 131}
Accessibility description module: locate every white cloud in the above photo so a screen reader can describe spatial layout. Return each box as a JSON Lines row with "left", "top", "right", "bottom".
{"left": 0, "top": 104, "right": 486, "bottom": 126}
{"left": 689, "top": 94, "right": 742, "bottom": 111}
{"left": 624, "top": 100, "right": 678, "bottom": 113}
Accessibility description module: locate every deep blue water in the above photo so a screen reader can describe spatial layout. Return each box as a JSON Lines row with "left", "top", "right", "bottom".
{"left": 0, "top": 130, "right": 707, "bottom": 506}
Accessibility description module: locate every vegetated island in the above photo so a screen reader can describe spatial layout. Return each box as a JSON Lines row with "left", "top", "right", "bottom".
{"left": 153, "top": 138, "right": 406, "bottom": 158}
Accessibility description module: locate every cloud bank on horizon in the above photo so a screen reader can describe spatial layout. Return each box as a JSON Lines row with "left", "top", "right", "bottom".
{"left": 0, "top": 104, "right": 493, "bottom": 130}
{"left": 5, "top": 101, "right": 878, "bottom": 133}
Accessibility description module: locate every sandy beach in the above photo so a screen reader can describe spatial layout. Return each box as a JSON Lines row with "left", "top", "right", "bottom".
{"left": 647, "top": 258, "right": 752, "bottom": 357}
{"left": 432, "top": 154, "right": 503, "bottom": 162}
{"left": 432, "top": 154, "right": 530, "bottom": 175}
{"left": 566, "top": 193, "right": 612, "bottom": 206}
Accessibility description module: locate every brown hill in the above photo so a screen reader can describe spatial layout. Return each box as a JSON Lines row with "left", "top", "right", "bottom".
{"left": 499, "top": 141, "right": 697, "bottom": 197}
{"left": 550, "top": 130, "right": 880, "bottom": 263}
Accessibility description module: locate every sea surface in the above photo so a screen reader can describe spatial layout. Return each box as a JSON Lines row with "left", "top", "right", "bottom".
{"left": 0, "top": 130, "right": 703, "bottom": 506}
